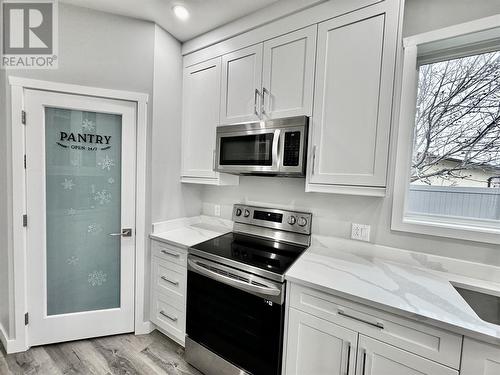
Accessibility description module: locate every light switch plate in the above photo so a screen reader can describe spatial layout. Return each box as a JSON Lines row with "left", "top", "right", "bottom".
{"left": 214, "top": 204, "right": 221, "bottom": 217}
{"left": 351, "top": 223, "right": 370, "bottom": 242}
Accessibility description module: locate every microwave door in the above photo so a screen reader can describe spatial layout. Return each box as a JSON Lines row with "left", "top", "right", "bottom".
{"left": 216, "top": 129, "right": 280, "bottom": 174}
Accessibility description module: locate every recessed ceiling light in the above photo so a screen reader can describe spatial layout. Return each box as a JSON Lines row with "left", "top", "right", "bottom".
{"left": 173, "top": 5, "right": 189, "bottom": 21}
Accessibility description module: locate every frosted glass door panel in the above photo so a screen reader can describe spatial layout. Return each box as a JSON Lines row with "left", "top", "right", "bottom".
{"left": 45, "top": 107, "right": 122, "bottom": 316}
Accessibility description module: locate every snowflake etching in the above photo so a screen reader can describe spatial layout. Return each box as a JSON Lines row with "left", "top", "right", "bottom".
{"left": 88, "top": 270, "right": 107, "bottom": 286}
{"left": 61, "top": 178, "right": 75, "bottom": 190}
{"left": 94, "top": 190, "right": 111, "bottom": 205}
{"left": 70, "top": 159, "right": 80, "bottom": 167}
{"left": 87, "top": 223, "right": 102, "bottom": 234}
{"left": 81, "top": 119, "right": 95, "bottom": 132}
{"left": 66, "top": 208, "right": 77, "bottom": 215}
{"left": 66, "top": 256, "right": 79, "bottom": 266}
{"left": 107, "top": 177, "right": 115, "bottom": 184}
{"left": 98, "top": 155, "right": 115, "bottom": 171}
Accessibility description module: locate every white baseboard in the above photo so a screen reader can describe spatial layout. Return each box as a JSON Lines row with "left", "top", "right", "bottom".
{"left": 0, "top": 322, "right": 28, "bottom": 354}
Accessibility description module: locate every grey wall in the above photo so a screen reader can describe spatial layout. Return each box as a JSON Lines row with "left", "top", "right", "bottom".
{"left": 403, "top": 0, "right": 500, "bottom": 37}
{"left": 0, "top": 66, "right": 11, "bottom": 338}
{"left": 200, "top": 0, "right": 500, "bottom": 266}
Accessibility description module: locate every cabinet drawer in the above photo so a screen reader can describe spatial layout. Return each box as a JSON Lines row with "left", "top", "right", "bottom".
{"left": 151, "top": 291, "right": 185, "bottom": 346}
{"left": 289, "top": 283, "right": 462, "bottom": 369}
{"left": 152, "top": 257, "right": 186, "bottom": 308}
{"left": 151, "top": 240, "right": 187, "bottom": 266}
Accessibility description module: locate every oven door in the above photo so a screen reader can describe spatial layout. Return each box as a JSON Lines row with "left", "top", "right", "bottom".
{"left": 186, "top": 255, "right": 285, "bottom": 375}
{"left": 215, "top": 127, "right": 281, "bottom": 174}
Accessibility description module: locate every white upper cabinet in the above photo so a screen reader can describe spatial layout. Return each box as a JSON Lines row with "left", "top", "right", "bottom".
{"left": 285, "top": 308, "right": 357, "bottom": 375}
{"left": 307, "top": 4, "right": 398, "bottom": 195}
{"left": 181, "top": 58, "right": 238, "bottom": 185}
{"left": 359, "top": 336, "right": 458, "bottom": 375}
{"left": 461, "top": 338, "right": 500, "bottom": 375}
{"left": 220, "top": 26, "right": 317, "bottom": 125}
{"left": 262, "top": 26, "right": 317, "bottom": 119}
{"left": 220, "top": 44, "right": 263, "bottom": 125}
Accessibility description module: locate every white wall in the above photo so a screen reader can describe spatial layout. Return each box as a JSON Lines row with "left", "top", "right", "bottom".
{"left": 151, "top": 26, "right": 202, "bottom": 223}
{"left": 200, "top": 0, "right": 500, "bottom": 266}
{"left": 1, "top": 3, "right": 202, "bottom": 341}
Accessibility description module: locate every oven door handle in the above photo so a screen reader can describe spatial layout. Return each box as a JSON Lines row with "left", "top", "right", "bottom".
{"left": 188, "top": 259, "right": 281, "bottom": 296}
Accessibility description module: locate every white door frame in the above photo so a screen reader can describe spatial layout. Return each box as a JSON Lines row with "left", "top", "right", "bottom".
{"left": 6, "top": 76, "right": 150, "bottom": 353}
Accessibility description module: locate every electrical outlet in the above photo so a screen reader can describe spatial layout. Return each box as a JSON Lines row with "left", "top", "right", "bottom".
{"left": 351, "top": 223, "right": 370, "bottom": 242}
{"left": 214, "top": 204, "right": 221, "bottom": 217}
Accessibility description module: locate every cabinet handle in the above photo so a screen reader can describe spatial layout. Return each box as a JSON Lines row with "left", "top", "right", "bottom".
{"left": 338, "top": 310, "right": 384, "bottom": 329}
{"left": 159, "top": 310, "right": 178, "bottom": 322}
{"left": 254, "top": 88, "right": 261, "bottom": 117}
{"left": 262, "top": 87, "right": 269, "bottom": 116}
{"left": 345, "top": 342, "right": 351, "bottom": 375}
{"left": 311, "top": 145, "right": 317, "bottom": 175}
{"left": 160, "top": 249, "right": 180, "bottom": 258}
{"left": 361, "top": 349, "right": 367, "bottom": 375}
{"left": 161, "top": 276, "right": 179, "bottom": 286}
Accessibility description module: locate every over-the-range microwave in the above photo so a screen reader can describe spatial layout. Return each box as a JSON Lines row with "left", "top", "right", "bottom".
{"left": 215, "top": 116, "right": 308, "bottom": 176}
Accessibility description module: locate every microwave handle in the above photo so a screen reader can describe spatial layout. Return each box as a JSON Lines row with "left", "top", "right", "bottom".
{"left": 272, "top": 129, "right": 281, "bottom": 168}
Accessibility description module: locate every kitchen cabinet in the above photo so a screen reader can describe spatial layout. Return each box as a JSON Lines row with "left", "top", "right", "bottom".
{"left": 284, "top": 283, "right": 462, "bottom": 375}
{"left": 261, "top": 26, "right": 316, "bottom": 119}
{"left": 220, "top": 44, "right": 263, "bottom": 124}
{"left": 359, "top": 335, "right": 457, "bottom": 375}
{"left": 285, "top": 308, "right": 357, "bottom": 375}
{"left": 307, "top": 4, "right": 398, "bottom": 196}
{"left": 150, "top": 240, "right": 188, "bottom": 345}
{"left": 461, "top": 337, "right": 500, "bottom": 375}
{"left": 220, "top": 26, "right": 316, "bottom": 124}
{"left": 181, "top": 57, "right": 238, "bottom": 185}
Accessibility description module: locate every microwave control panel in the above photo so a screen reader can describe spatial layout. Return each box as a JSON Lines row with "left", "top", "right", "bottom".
{"left": 283, "top": 131, "right": 301, "bottom": 166}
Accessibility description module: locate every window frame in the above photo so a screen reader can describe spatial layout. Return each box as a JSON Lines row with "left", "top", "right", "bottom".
{"left": 392, "top": 14, "right": 500, "bottom": 245}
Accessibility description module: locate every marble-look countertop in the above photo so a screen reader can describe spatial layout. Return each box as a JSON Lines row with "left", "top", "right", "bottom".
{"left": 150, "top": 215, "right": 232, "bottom": 249}
{"left": 286, "top": 236, "right": 500, "bottom": 345}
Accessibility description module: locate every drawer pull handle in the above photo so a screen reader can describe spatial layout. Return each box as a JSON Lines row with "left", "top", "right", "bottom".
{"left": 159, "top": 310, "right": 178, "bottom": 322}
{"left": 160, "top": 249, "right": 180, "bottom": 258}
{"left": 161, "top": 276, "right": 179, "bottom": 286}
{"left": 338, "top": 310, "right": 384, "bottom": 329}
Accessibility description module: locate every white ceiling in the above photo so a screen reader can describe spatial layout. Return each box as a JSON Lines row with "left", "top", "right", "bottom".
{"left": 61, "top": 0, "right": 281, "bottom": 42}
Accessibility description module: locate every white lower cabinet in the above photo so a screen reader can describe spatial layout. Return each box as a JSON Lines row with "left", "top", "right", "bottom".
{"left": 359, "top": 335, "right": 457, "bottom": 375}
{"left": 284, "top": 283, "right": 462, "bottom": 375}
{"left": 461, "top": 337, "right": 500, "bottom": 375}
{"left": 150, "top": 240, "right": 188, "bottom": 346}
{"left": 285, "top": 308, "right": 357, "bottom": 375}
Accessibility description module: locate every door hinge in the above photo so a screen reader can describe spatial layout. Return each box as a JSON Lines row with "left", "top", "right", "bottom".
{"left": 24, "top": 313, "right": 29, "bottom": 325}
{"left": 24, "top": 155, "right": 26, "bottom": 169}
{"left": 21, "top": 110, "right": 26, "bottom": 125}
{"left": 23, "top": 214, "right": 27, "bottom": 227}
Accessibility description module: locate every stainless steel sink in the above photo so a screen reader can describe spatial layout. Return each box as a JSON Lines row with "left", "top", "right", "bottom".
{"left": 453, "top": 284, "right": 500, "bottom": 325}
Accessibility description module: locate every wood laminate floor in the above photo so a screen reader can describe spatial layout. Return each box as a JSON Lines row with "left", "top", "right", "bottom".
{"left": 0, "top": 331, "right": 203, "bottom": 375}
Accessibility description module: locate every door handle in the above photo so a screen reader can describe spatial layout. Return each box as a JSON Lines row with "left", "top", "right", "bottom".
{"left": 108, "top": 228, "right": 132, "bottom": 237}
{"left": 254, "top": 88, "right": 261, "bottom": 117}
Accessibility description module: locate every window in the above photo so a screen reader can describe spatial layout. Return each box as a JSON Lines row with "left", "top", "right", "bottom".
{"left": 392, "top": 16, "right": 500, "bottom": 244}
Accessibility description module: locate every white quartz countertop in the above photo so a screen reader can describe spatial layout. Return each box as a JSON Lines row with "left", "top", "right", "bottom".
{"left": 150, "top": 215, "right": 232, "bottom": 249}
{"left": 286, "top": 237, "right": 500, "bottom": 344}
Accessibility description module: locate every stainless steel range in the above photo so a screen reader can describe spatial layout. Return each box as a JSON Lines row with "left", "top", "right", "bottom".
{"left": 185, "top": 204, "right": 312, "bottom": 375}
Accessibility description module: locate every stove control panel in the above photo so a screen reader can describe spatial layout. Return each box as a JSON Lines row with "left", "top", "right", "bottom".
{"left": 232, "top": 204, "right": 312, "bottom": 235}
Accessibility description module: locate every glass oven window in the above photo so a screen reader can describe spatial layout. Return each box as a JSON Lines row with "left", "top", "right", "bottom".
{"left": 220, "top": 133, "right": 274, "bottom": 165}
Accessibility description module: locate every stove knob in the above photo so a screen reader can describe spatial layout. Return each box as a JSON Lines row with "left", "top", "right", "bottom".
{"left": 288, "top": 216, "right": 296, "bottom": 225}
{"left": 297, "top": 216, "right": 308, "bottom": 227}
{"left": 244, "top": 209, "right": 251, "bottom": 217}
{"left": 235, "top": 208, "right": 242, "bottom": 216}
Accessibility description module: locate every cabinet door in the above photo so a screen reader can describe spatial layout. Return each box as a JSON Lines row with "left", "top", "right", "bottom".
{"left": 309, "top": 7, "right": 396, "bottom": 187}
{"left": 181, "top": 58, "right": 221, "bottom": 179}
{"left": 262, "top": 26, "right": 317, "bottom": 119}
{"left": 220, "top": 44, "right": 263, "bottom": 124}
{"left": 285, "top": 308, "right": 357, "bottom": 375}
{"left": 461, "top": 338, "right": 500, "bottom": 375}
{"left": 358, "top": 336, "right": 458, "bottom": 375}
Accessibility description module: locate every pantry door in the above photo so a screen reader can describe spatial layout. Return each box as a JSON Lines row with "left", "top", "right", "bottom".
{"left": 25, "top": 89, "right": 136, "bottom": 346}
